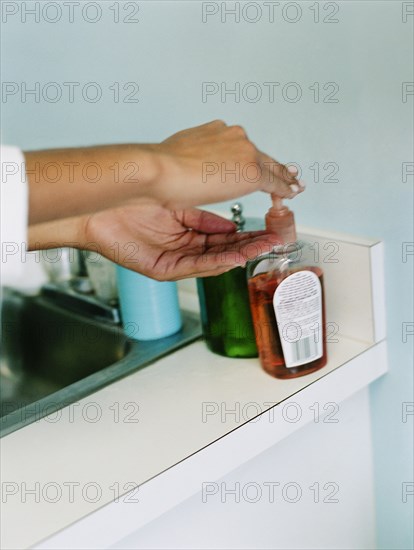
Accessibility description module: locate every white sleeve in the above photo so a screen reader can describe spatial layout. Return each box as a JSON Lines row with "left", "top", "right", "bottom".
{"left": 0, "top": 145, "right": 28, "bottom": 286}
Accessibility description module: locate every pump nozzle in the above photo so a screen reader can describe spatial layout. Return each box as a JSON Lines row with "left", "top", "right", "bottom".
{"left": 265, "top": 194, "right": 297, "bottom": 245}
{"left": 271, "top": 194, "right": 283, "bottom": 211}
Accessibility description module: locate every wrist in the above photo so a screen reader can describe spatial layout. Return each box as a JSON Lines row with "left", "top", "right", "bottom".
{"left": 122, "top": 144, "right": 163, "bottom": 202}
{"left": 141, "top": 147, "right": 184, "bottom": 209}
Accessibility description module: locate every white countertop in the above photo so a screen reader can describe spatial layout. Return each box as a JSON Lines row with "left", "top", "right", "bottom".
{"left": 1, "top": 331, "right": 386, "bottom": 550}
{"left": 1, "top": 226, "right": 388, "bottom": 549}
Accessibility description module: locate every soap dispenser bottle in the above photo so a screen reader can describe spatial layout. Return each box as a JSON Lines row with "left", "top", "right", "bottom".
{"left": 247, "top": 195, "right": 327, "bottom": 379}
{"left": 196, "top": 204, "right": 260, "bottom": 358}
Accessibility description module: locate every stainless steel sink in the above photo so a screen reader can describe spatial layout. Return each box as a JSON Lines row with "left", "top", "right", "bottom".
{"left": 0, "top": 288, "right": 201, "bottom": 437}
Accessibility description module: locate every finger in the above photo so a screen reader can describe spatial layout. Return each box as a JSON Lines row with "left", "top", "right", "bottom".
{"left": 257, "top": 151, "right": 304, "bottom": 198}
{"left": 206, "top": 235, "right": 278, "bottom": 265}
{"left": 170, "top": 235, "right": 279, "bottom": 278}
{"left": 204, "top": 229, "right": 270, "bottom": 246}
{"left": 185, "top": 120, "right": 228, "bottom": 136}
{"left": 258, "top": 151, "right": 299, "bottom": 183}
{"left": 169, "top": 265, "right": 237, "bottom": 280}
{"left": 225, "top": 124, "right": 248, "bottom": 139}
{"left": 177, "top": 209, "right": 237, "bottom": 234}
{"left": 179, "top": 230, "right": 279, "bottom": 257}
{"left": 192, "top": 231, "right": 280, "bottom": 257}
{"left": 147, "top": 234, "right": 279, "bottom": 280}
{"left": 203, "top": 119, "right": 227, "bottom": 130}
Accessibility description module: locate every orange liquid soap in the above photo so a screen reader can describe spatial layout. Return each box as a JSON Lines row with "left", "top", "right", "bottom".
{"left": 247, "top": 196, "right": 328, "bottom": 379}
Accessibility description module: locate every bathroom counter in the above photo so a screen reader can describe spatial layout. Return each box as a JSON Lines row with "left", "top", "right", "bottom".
{"left": 2, "top": 334, "right": 387, "bottom": 550}
{"left": 0, "top": 227, "right": 388, "bottom": 550}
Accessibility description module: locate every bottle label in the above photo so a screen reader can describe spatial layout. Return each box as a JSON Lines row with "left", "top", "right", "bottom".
{"left": 273, "top": 271, "right": 323, "bottom": 368}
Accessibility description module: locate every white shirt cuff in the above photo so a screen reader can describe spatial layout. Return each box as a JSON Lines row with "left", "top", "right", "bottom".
{"left": 1, "top": 145, "right": 28, "bottom": 286}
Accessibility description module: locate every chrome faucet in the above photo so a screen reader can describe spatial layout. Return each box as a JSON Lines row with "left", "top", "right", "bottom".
{"left": 40, "top": 248, "right": 120, "bottom": 323}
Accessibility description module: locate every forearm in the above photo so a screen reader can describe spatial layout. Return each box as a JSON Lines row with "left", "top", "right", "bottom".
{"left": 24, "top": 144, "right": 159, "bottom": 225}
{"left": 28, "top": 216, "right": 87, "bottom": 251}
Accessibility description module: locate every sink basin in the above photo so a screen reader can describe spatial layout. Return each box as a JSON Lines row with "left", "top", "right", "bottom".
{"left": 0, "top": 288, "right": 201, "bottom": 437}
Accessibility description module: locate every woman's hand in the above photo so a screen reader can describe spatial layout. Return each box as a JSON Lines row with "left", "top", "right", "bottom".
{"left": 82, "top": 204, "right": 279, "bottom": 280}
{"left": 151, "top": 120, "right": 302, "bottom": 209}
{"left": 29, "top": 206, "right": 280, "bottom": 280}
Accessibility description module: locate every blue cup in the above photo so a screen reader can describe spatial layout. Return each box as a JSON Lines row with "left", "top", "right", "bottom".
{"left": 116, "top": 266, "right": 182, "bottom": 341}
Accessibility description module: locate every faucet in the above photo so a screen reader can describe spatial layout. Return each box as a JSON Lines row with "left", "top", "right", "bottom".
{"left": 40, "top": 248, "right": 121, "bottom": 323}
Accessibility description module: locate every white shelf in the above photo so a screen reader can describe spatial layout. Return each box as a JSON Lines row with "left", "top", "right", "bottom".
{"left": 0, "top": 227, "right": 387, "bottom": 550}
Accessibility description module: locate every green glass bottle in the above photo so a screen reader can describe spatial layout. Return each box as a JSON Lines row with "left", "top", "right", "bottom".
{"left": 196, "top": 204, "right": 262, "bottom": 358}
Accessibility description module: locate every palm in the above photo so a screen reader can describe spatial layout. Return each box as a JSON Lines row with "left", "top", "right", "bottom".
{"left": 84, "top": 203, "right": 277, "bottom": 280}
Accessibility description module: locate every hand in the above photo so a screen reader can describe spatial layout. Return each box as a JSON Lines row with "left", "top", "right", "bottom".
{"left": 29, "top": 204, "right": 280, "bottom": 280}
{"left": 150, "top": 120, "right": 303, "bottom": 209}
{"left": 78, "top": 204, "right": 279, "bottom": 280}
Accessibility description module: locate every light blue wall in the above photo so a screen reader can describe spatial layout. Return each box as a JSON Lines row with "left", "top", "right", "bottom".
{"left": 2, "top": 1, "right": 413, "bottom": 547}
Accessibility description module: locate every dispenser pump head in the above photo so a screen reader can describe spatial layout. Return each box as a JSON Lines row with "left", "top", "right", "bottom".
{"left": 265, "top": 194, "right": 297, "bottom": 245}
